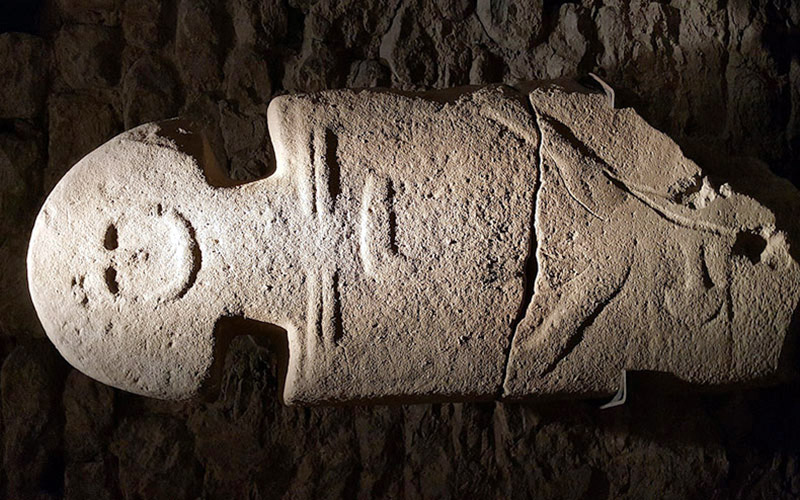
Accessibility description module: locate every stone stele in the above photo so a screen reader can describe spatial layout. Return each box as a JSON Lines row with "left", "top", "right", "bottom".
{"left": 27, "top": 81, "right": 800, "bottom": 403}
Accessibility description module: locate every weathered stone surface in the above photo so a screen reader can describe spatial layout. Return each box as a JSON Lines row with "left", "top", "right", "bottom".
{"left": 63, "top": 370, "right": 114, "bottom": 462}
{"left": 57, "top": 0, "right": 119, "bottom": 26}
{"left": 122, "top": 55, "right": 181, "bottom": 128}
{"left": 110, "top": 415, "right": 203, "bottom": 499}
{"left": 223, "top": 45, "right": 272, "bottom": 111}
{"left": 175, "top": 0, "right": 223, "bottom": 92}
{"left": 54, "top": 24, "right": 121, "bottom": 89}
{"left": 28, "top": 86, "right": 534, "bottom": 401}
{"left": 27, "top": 82, "right": 800, "bottom": 404}
{"left": 504, "top": 83, "right": 800, "bottom": 396}
{"left": 121, "top": 0, "right": 163, "bottom": 48}
{"left": 0, "top": 33, "right": 49, "bottom": 119}
{"left": 269, "top": 86, "right": 537, "bottom": 403}
{"left": 1, "top": 342, "right": 66, "bottom": 500}
{"left": 47, "top": 94, "right": 119, "bottom": 192}
{"left": 64, "top": 461, "right": 115, "bottom": 500}
{"left": 476, "top": 0, "right": 543, "bottom": 51}
{"left": 1, "top": 1, "right": 799, "bottom": 497}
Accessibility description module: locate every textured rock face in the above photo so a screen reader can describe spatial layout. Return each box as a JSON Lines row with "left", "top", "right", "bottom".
{"left": 5, "top": 0, "right": 800, "bottom": 497}
{"left": 505, "top": 84, "right": 800, "bottom": 396}
{"left": 28, "top": 83, "right": 800, "bottom": 403}
{"left": 0, "top": 33, "right": 49, "bottom": 119}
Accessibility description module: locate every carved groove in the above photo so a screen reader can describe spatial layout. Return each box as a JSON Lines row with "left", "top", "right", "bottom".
{"left": 173, "top": 211, "right": 201, "bottom": 300}
{"left": 104, "top": 223, "right": 118, "bottom": 250}
{"left": 546, "top": 115, "right": 735, "bottom": 236}
{"left": 325, "top": 129, "right": 341, "bottom": 203}
{"left": 540, "top": 271, "right": 630, "bottom": 377}
{"left": 332, "top": 272, "right": 344, "bottom": 344}
{"left": 386, "top": 179, "right": 398, "bottom": 254}
{"left": 309, "top": 130, "right": 317, "bottom": 215}
{"left": 104, "top": 266, "right": 119, "bottom": 295}
{"left": 700, "top": 245, "right": 714, "bottom": 289}
{"left": 359, "top": 175, "right": 375, "bottom": 273}
{"left": 554, "top": 165, "right": 605, "bottom": 221}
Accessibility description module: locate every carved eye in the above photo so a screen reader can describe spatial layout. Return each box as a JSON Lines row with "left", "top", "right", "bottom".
{"left": 104, "top": 266, "right": 119, "bottom": 294}
{"left": 104, "top": 224, "right": 118, "bottom": 250}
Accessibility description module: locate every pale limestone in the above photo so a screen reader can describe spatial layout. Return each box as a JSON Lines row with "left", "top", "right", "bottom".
{"left": 27, "top": 82, "right": 800, "bottom": 402}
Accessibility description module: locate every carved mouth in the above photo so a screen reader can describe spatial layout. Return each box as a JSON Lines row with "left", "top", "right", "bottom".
{"left": 105, "top": 207, "right": 201, "bottom": 303}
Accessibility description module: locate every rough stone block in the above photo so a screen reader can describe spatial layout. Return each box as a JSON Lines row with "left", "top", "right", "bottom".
{"left": 57, "top": 0, "right": 119, "bottom": 26}
{"left": 0, "top": 33, "right": 49, "bottom": 119}
{"left": 27, "top": 82, "right": 800, "bottom": 404}
{"left": 54, "top": 24, "right": 122, "bottom": 90}
{"left": 121, "top": 0, "right": 162, "bottom": 48}
{"left": 122, "top": 55, "right": 181, "bottom": 129}
{"left": 63, "top": 370, "right": 114, "bottom": 462}
{"left": 476, "top": 0, "right": 543, "bottom": 51}
{"left": 175, "top": 0, "right": 223, "bottom": 92}
{"left": 47, "top": 93, "right": 119, "bottom": 192}
{"left": 1, "top": 342, "right": 66, "bottom": 499}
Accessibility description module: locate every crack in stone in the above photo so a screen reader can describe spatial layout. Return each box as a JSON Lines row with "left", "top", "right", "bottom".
{"left": 497, "top": 107, "right": 544, "bottom": 398}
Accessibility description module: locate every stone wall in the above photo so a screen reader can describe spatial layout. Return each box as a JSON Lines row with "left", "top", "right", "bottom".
{"left": 1, "top": 0, "right": 799, "bottom": 498}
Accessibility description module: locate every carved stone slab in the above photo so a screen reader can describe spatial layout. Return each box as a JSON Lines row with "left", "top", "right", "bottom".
{"left": 27, "top": 82, "right": 800, "bottom": 403}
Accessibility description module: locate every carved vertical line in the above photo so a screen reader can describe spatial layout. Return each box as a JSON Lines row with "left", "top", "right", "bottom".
{"left": 305, "top": 268, "right": 321, "bottom": 375}
{"left": 725, "top": 254, "right": 734, "bottom": 374}
{"left": 325, "top": 128, "right": 341, "bottom": 207}
{"left": 386, "top": 179, "right": 398, "bottom": 254}
{"left": 699, "top": 244, "right": 714, "bottom": 290}
{"left": 360, "top": 174, "right": 375, "bottom": 274}
{"left": 331, "top": 272, "right": 344, "bottom": 345}
{"left": 308, "top": 129, "right": 317, "bottom": 216}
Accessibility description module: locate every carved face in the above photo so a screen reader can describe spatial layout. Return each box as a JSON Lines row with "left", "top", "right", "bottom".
{"left": 99, "top": 206, "right": 200, "bottom": 303}
{"left": 27, "top": 123, "right": 218, "bottom": 399}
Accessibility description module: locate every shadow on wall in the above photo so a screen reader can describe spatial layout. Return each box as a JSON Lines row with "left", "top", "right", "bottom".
{"left": 0, "top": 0, "right": 42, "bottom": 34}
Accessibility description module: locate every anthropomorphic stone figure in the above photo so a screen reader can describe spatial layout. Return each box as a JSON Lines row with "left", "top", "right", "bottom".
{"left": 27, "top": 81, "right": 800, "bottom": 403}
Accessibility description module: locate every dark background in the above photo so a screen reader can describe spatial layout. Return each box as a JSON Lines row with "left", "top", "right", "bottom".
{"left": 1, "top": 0, "right": 800, "bottom": 498}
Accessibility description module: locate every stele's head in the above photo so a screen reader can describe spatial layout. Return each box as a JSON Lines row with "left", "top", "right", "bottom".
{"left": 28, "top": 121, "right": 221, "bottom": 399}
